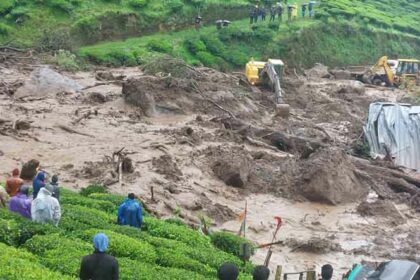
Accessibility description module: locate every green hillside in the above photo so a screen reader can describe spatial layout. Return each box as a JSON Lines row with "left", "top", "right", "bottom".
{"left": 78, "top": 0, "right": 420, "bottom": 69}
{"left": 0, "top": 187, "right": 254, "bottom": 279}
{"left": 0, "top": 0, "right": 250, "bottom": 48}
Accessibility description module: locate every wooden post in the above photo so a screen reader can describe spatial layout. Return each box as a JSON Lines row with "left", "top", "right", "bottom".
{"left": 274, "top": 265, "right": 282, "bottom": 280}
{"left": 306, "top": 271, "right": 316, "bottom": 280}
{"left": 151, "top": 186, "right": 155, "bottom": 201}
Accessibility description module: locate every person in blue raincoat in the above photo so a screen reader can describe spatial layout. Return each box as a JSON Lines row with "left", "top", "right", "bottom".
{"left": 117, "top": 193, "right": 143, "bottom": 228}
{"left": 32, "top": 171, "right": 46, "bottom": 199}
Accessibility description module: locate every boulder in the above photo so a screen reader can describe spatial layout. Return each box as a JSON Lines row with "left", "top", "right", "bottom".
{"left": 122, "top": 76, "right": 157, "bottom": 116}
{"left": 297, "top": 148, "right": 368, "bottom": 204}
{"left": 305, "top": 63, "right": 331, "bottom": 79}
{"left": 212, "top": 157, "right": 251, "bottom": 188}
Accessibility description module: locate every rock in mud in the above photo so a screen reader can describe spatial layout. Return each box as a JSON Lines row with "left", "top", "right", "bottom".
{"left": 336, "top": 80, "right": 365, "bottom": 95}
{"left": 297, "top": 148, "right": 368, "bottom": 205}
{"left": 88, "top": 92, "right": 108, "bottom": 103}
{"left": 331, "top": 69, "right": 352, "bottom": 80}
{"left": 14, "top": 120, "right": 31, "bottom": 130}
{"left": 152, "top": 155, "right": 183, "bottom": 181}
{"left": 286, "top": 237, "right": 342, "bottom": 253}
{"left": 212, "top": 156, "right": 251, "bottom": 188}
{"left": 122, "top": 76, "right": 157, "bottom": 116}
{"left": 305, "top": 63, "right": 331, "bottom": 79}
{"left": 357, "top": 199, "right": 407, "bottom": 225}
{"left": 121, "top": 157, "right": 134, "bottom": 173}
{"left": 15, "top": 67, "right": 82, "bottom": 99}
{"left": 95, "top": 71, "right": 125, "bottom": 81}
{"left": 20, "top": 159, "right": 40, "bottom": 181}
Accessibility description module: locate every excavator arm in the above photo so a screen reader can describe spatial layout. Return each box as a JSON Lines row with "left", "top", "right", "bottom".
{"left": 369, "top": 56, "right": 395, "bottom": 85}
{"left": 260, "top": 63, "right": 284, "bottom": 104}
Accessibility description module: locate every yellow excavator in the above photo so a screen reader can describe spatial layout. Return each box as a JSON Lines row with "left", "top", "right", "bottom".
{"left": 245, "top": 59, "right": 290, "bottom": 117}
{"left": 363, "top": 56, "right": 419, "bottom": 87}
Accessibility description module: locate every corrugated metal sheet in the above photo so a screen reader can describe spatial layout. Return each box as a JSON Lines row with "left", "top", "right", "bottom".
{"left": 364, "top": 102, "right": 420, "bottom": 171}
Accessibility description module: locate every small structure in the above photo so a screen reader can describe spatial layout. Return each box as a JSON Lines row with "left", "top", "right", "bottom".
{"left": 364, "top": 102, "right": 420, "bottom": 171}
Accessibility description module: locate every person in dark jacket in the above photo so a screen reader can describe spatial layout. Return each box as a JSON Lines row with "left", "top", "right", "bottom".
{"left": 270, "top": 6, "right": 276, "bottom": 21}
{"left": 249, "top": 7, "right": 255, "bottom": 24}
{"left": 253, "top": 266, "right": 270, "bottom": 280}
{"left": 218, "top": 263, "right": 239, "bottom": 280}
{"left": 8, "top": 185, "right": 31, "bottom": 219}
{"left": 287, "top": 5, "right": 293, "bottom": 21}
{"left": 320, "top": 264, "right": 333, "bottom": 280}
{"left": 117, "top": 193, "right": 143, "bottom": 228}
{"left": 277, "top": 4, "right": 283, "bottom": 21}
{"left": 80, "top": 233, "right": 119, "bottom": 280}
{"left": 32, "top": 171, "right": 46, "bottom": 199}
{"left": 47, "top": 175, "right": 60, "bottom": 201}
{"left": 301, "top": 3, "right": 308, "bottom": 17}
{"left": 261, "top": 7, "right": 266, "bottom": 21}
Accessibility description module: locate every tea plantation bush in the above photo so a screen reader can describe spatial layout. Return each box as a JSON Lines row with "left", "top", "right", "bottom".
{"left": 0, "top": 187, "right": 254, "bottom": 279}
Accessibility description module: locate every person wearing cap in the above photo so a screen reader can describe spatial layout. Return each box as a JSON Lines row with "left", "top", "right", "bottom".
{"left": 8, "top": 185, "right": 31, "bottom": 219}
{"left": 47, "top": 175, "right": 60, "bottom": 201}
{"left": 117, "top": 193, "right": 143, "bottom": 229}
{"left": 253, "top": 266, "right": 270, "bottom": 280}
{"left": 277, "top": 3, "right": 283, "bottom": 22}
{"left": 32, "top": 171, "right": 46, "bottom": 199}
{"left": 31, "top": 187, "right": 61, "bottom": 226}
{"left": 80, "top": 233, "right": 119, "bottom": 280}
{"left": 301, "top": 3, "right": 308, "bottom": 17}
{"left": 6, "top": 168, "right": 23, "bottom": 197}
{"left": 287, "top": 4, "right": 293, "bottom": 21}
{"left": 218, "top": 263, "right": 239, "bottom": 280}
{"left": 320, "top": 264, "right": 333, "bottom": 280}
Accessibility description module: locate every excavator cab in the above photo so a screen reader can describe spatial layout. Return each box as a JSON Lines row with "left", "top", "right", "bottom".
{"left": 396, "top": 59, "right": 420, "bottom": 87}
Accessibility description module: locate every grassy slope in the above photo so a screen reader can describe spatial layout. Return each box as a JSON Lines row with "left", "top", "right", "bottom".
{"left": 0, "top": 0, "right": 251, "bottom": 48}
{"left": 0, "top": 188, "right": 254, "bottom": 279}
{"left": 77, "top": 0, "right": 420, "bottom": 69}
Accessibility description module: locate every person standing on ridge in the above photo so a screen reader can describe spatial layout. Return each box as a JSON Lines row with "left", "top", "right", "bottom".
{"left": 6, "top": 168, "right": 23, "bottom": 197}
{"left": 277, "top": 3, "right": 284, "bottom": 22}
{"left": 31, "top": 187, "right": 61, "bottom": 226}
{"left": 32, "top": 171, "right": 46, "bottom": 199}
{"left": 8, "top": 185, "right": 31, "bottom": 219}
{"left": 287, "top": 4, "right": 293, "bottom": 22}
{"left": 117, "top": 193, "right": 143, "bottom": 229}
{"left": 270, "top": 6, "right": 277, "bottom": 21}
{"left": 80, "top": 233, "right": 119, "bottom": 280}
{"left": 320, "top": 264, "right": 333, "bottom": 280}
{"left": 253, "top": 266, "right": 270, "bottom": 280}
{"left": 249, "top": 6, "right": 255, "bottom": 24}
{"left": 47, "top": 175, "right": 60, "bottom": 201}
{"left": 261, "top": 7, "right": 266, "bottom": 21}
{"left": 217, "top": 263, "right": 239, "bottom": 280}
{"left": 301, "top": 3, "right": 308, "bottom": 17}
{"left": 308, "top": 1, "right": 315, "bottom": 17}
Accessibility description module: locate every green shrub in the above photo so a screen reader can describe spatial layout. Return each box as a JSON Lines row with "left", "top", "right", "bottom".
{"left": 201, "top": 35, "right": 226, "bottom": 57}
{"left": 61, "top": 192, "right": 115, "bottom": 213}
{"left": 147, "top": 39, "right": 173, "bottom": 53}
{"left": 47, "top": 0, "right": 74, "bottom": 13}
{"left": 79, "top": 229, "right": 157, "bottom": 263}
{"left": 88, "top": 193, "right": 126, "bottom": 207}
{"left": 128, "top": 0, "right": 148, "bottom": 8}
{"left": 196, "top": 51, "right": 218, "bottom": 67}
{"left": 185, "top": 37, "right": 207, "bottom": 54}
{"left": 119, "top": 258, "right": 208, "bottom": 280}
{"left": 0, "top": 219, "right": 20, "bottom": 246}
{"left": 0, "top": 243, "right": 75, "bottom": 280}
{"left": 79, "top": 184, "right": 107, "bottom": 196}
{"left": 0, "top": 0, "right": 14, "bottom": 15}
{"left": 43, "top": 247, "right": 86, "bottom": 276}
{"left": 167, "top": 0, "right": 183, "bottom": 12}
{"left": 36, "top": 27, "right": 72, "bottom": 51}
{"left": 24, "top": 233, "right": 91, "bottom": 256}
{"left": 0, "top": 23, "right": 12, "bottom": 36}
{"left": 144, "top": 217, "right": 211, "bottom": 248}
{"left": 50, "top": 50, "right": 81, "bottom": 72}
{"left": 210, "top": 232, "right": 255, "bottom": 258}
{"left": 60, "top": 204, "right": 114, "bottom": 231}
{"left": 164, "top": 218, "right": 186, "bottom": 227}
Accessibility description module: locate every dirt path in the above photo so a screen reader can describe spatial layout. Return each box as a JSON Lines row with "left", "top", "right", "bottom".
{"left": 1, "top": 64, "right": 419, "bottom": 279}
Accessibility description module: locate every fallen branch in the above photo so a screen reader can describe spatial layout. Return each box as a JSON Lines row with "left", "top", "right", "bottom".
{"left": 72, "top": 110, "right": 97, "bottom": 125}
{"left": 0, "top": 46, "right": 26, "bottom": 52}
{"left": 56, "top": 125, "right": 95, "bottom": 138}
{"left": 244, "top": 136, "right": 281, "bottom": 152}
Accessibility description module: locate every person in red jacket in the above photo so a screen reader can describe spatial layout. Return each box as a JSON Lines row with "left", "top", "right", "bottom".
{"left": 6, "top": 168, "right": 23, "bottom": 197}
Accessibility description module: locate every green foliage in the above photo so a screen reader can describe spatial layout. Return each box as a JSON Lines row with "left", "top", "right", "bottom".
{"left": 46, "top": 0, "right": 74, "bottom": 14}
{"left": 49, "top": 50, "right": 81, "bottom": 72}
{"left": 23, "top": 233, "right": 91, "bottom": 256}
{"left": 210, "top": 232, "right": 255, "bottom": 258}
{"left": 147, "top": 39, "right": 173, "bottom": 53}
{"left": 60, "top": 204, "right": 114, "bottom": 231}
{"left": 164, "top": 217, "right": 186, "bottom": 227}
{"left": 0, "top": 23, "right": 12, "bottom": 36}
{"left": 0, "top": 0, "right": 15, "bottom": 15}
{"left": 0, "top": 219, "right": 20, "bottom": 246}
{"left": 36, "top": 27, "right": 72, "bottom": 51}
{"left": 128, "top": 0, "right": 148, "bottom": 8}
{"left": 79, "top": 229, "right": 158, "bottom": 263}
{"left": 88, "top": 193, "right": 126, "bottom": 207}
{"left": 185, "top": 37, "right": 207, "bottom": 54}
{"left": 0, "top": 243, "right": 75, "bottom": 280}
{"left": 79, "top": 184, "right": 107, "bottom": 196}
{"left": 61, "top": 191, "right": 115, "bottom": 213}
